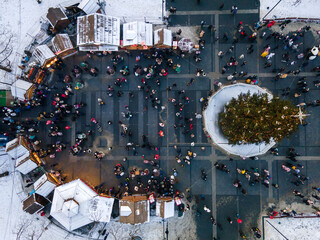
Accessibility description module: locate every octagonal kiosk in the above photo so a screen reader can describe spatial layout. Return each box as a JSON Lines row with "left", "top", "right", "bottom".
{"left": 203, "top": 83, "right": 276, "bottom": 158}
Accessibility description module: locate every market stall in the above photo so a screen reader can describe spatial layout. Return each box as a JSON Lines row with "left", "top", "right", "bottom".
{"left": 122, "top": 22, "right": 153, "bottom": 50}
{"left": 10, "top": 80, "right": 36, "bottom": 101}
{"left": 52, "top": 34, "right": 77, "bottom": 59}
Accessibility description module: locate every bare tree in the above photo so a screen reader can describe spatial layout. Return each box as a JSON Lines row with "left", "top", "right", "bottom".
{"left": 12, "top": 217, "right": 32, "bottom": 240}
{"left": 0, "top": 28, "right": 14, "bottom": 73}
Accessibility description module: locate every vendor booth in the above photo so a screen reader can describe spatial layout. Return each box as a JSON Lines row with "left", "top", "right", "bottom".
{"left": 46, "top": 7, "right": 70, "bottom": 32}
{"left": 77, "top": 0, "right": 100, "bottom": 14}
{"left": 10, "top": 80, "right": 36, "bottom": 101}
{"left": 5, "top": 136, "right": 30, "bottom": 159}
{"left": 15, "top": 151, "right": 42, "bottom": 175}
{"left": 77, "top": 13, "right": 120, "bottom": 51}
{"left": 122, "top": 22, "right": 153, "bottom": 50}
{"left": 156, "top": 197, "right": 175, "bottom": 219}
{"left": 34, "top": 172, "right": 61, "bottom": 197}
{"left": 33, "top": 45, "right": 57, "bottom": 68}
{"left": 52, "top": 34, "right": 77, "bottom": 59}
{"left": 23, "top": 193, "right": 50, "bottom": 215}
{"left": 154, "top": 28, "right": 172, "bottom": 48}
{"left": 119, "top": 195, "right": 150, "bottom": 224}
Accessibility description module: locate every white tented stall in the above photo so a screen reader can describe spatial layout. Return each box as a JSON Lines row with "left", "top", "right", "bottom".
{"left": 34, "top": 173, "right": 60, "bottom": 197}
{"left": 78, "top": 0, "right": 100, "bottom": 14}
{"left": 77, "top": 13, "right": 120, "bottom": 51}
{"left": 33, "top": 45, "right": 56, "bottom": 67}
{"left": 156, "top": 197, "right": 175, "bottom": 219}
{"left": 10, "top": 80, "right": 35, "bottom": 101}
{"left": 154, "top": 28, "right": 172, "bottom": 48}
{"left": 15, "top": 152, "right": 38, "bottom": 175}
{"left": 5, "top": 136, "right": 30, "bottom": 159}
{"left": 123, "top": 22, "right": 153, "bottom": 48}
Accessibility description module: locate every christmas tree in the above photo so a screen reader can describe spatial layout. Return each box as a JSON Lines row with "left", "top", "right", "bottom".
{"left": 219, "top": 92, "right": 301, "bottom": 145}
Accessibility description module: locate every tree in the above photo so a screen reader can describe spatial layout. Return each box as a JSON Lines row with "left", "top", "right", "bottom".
{"left": 219, "top": 92, "right": 301, "bottom": 144}
{"left": 0, "top": 28, "right": 14, "bottom": 73}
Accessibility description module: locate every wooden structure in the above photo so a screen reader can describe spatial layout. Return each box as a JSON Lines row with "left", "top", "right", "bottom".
{"left": 119, "top": 195, "right": 150, "bottom": 224}
{"left": 5, "top": 136, "right": 30, "bottom": 159}
{"left": 78, "top": 0, "right": 100, "bottom": 14}
{"left": 156, "top": 197, "right": 175, "bottom": 219}
{"left": 10, "top": 80, "right": 36, "bottom": 101}
{"left": 154, "top": 28, "right": 172, "bottom": 48}
{"left": 23, "top": 193, "right": 50, "bottom": 214}
{"left": 15, "top": 151, "right": 42, "bottom": 175}
{"left": 46, "top": 7, "right": 70, "bottom": 31}
{"left": 34, "top": 173, "right": 61, "bottom": 197}
{"left": 33, "top": 45, "right": 57, "bottom": 67}
{"left": 52, "top": 34, "right": 77, "bottom": 59}
{"left": 77, "top": 13, "right": 120, "bottom": 51}
{"left": 122, "top": 22, "right": 153, "bottom": 50}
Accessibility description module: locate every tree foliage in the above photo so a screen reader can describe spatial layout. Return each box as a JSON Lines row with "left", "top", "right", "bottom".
{"left": 219, "top": 92, "right": 301, "bottom": 144}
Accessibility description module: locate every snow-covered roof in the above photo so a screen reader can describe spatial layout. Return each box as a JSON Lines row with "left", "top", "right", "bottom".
{"left": 123, "top": 22, "right": 153, "bottom": 46}
{"left": 203, "top": 83, "right": 276, "bottom": 157}
{"left": 78, "top": 0, "right": 100, "bottom": 14}
{"left": 5, "top": 136, "right": 29, "bottom": 159}
{"left": 50, "top": 179, "right": 98, "bottom": 231}
{"left": 119, "top": 195, "right": 150, "bottom": 224}
{"left": 10, "top": 80, "right": 34, "bottom": 101}
{"left": 87, "top": 196, "right": 114, "bottom": 222}
{"left": 77, "top": 13, "right": 120, "bottom": 51}
{"left": 46, "top": 7, "right": 68, "bottom": 28}
{"left": 52, "top": 34, "right": 74, "bottom": 54}
{"left": 15, "top": 152, "right": 38, "bottom": 175}
{"left": 34, "top": 173, "right": 59, "bottom": 197}
{"left": 156, "top": 198, "right": 174, "bottom": 219}
{"left": 154, "top": 28, "right": 172, "bottom": 47}
{"left": 33, "top": 45, "right": 56, "bottom": 65}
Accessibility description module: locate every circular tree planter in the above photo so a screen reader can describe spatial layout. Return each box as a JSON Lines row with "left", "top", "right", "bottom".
{"left": 203, "top": 83, "right": 276, "bottom": 157}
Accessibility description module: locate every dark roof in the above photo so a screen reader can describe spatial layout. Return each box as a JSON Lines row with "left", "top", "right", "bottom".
{"left": 47, "top": 7, "right": 68, "bottom": 27}
{"left": 23, "top": 193, "right": 50, "bottom": 214}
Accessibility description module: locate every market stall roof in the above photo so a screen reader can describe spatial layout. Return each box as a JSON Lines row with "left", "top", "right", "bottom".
{"left": 15, "top": 152, "right": 38, "bottom": 175}
{"left": 10, "top": 80, "right": 34, "bottom": 101}
{"left": 46, "top": 7, "right": 68, "bottom": 28}
{"left": 34, "top": 173, "right": 60, "bottom": 197}
{"left": 33, "top": 45, "right": 56, "bottom": 65}
{"left": 5, "top": 136, "right": 29, "bottom": 159}
{"left": 78, "top": 0, "right": 100, "bottom": 14}
{"left": 77, "top": 13, "right": 120, "bottom": 51}
{"left": 154, "top": 28, "right": 172, "bottom": 47}
{"left": 50, "top": 179, "right": 98, "bottom": 231}
{"left": 23, "top": 193, "right": 50, "bottom": 215}
{"left": 156, "top": 197, "right": 175, "bottom": 219}
{"left": 123, "top": 22, "right": 153, "bottom": 47}
{"left": 119, "top": 195, "right": 150, "bottom": 224}
{"left": 203, "top": 83, "right": 276, "bottom": 157}
{"left": 52, "top": 34, "right": 74, "bottom": 54}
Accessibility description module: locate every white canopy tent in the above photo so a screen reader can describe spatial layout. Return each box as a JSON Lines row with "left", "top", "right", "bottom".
{"left": 15, "top": 152, "right": 38, "bottom": 175}
{"left": 203, "top": 83, "right": 276, "bottom": 158}
{"left": 10, "top": 80, "right": 35, "bottom": 101}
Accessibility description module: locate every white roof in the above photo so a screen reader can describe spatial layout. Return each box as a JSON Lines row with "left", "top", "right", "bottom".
{"left": 50, "top": 179, "right": 98, "bottom": 231}
{"left": 33, "top": 45, "right": 55, "bottom": 65}
{"left": 5, "top": 136, "right": 29, "bottom": 159}
{"left": 15, "top": 152, "right": 37, "bottom": 175}
{"left": 156, "top": 199, "right": 175, "bottom": 219}
{"left": 123, "top": 22, "right": 153, "bottom": 46}
{"left": 87, "top": 196, "right": 114, "bottom": 222}
{"left": 77, "top": 13, "right": 120, "bottom": 47}
{"left": 203, "top": 83, "right": 276, "bottom": 157}
{"left": 120, "top": 205, "right": 132, "bottom": 217}
{"left": 154, "top": 28, "right": 172, "bottom": 46}
{"left": 34, "top": 173, "right": 57, "bottom": 197}
{"left": 10, "top": 80, "right": 33, "bottom": 101}
{"left": 78, "top": 0, "right": 99, "bottom": 14}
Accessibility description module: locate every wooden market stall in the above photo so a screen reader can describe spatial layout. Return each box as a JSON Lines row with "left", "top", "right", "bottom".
{"left": 122, "top": 22, "right": 153, "bottom": 50}
{"left": 34, "top": 172, "right": 61, "bottom": 197}
{"left": 5, "top": 136, "right": 30, "bottom": 159}
{"left": 156, "top": 197, "right": 175, "bottom": 219}
{"left": 10, "top": 80, "right": 36, "bottom": 101}
{"left": 154, "top": 28, "right": 172, "bottom": 48}
{"left": 15, "top": 151, "right": 42, "bottom": 175}
{"left": 77, "top": 13, "right": 120, "bottom": 51}
{"left": 23, "top": 193, "right": 50, "bottom": 215}
{"left": 52, "top": 34, "right": 77, "bottom": 59}
{"left": 77, "top": 0, "right": 100, "bottom": 14}
{"left": 46, "top": 7, "right": 70, "bottom": 32}
{"left": 119, "top": 195, "right": 150, "bottom": 224}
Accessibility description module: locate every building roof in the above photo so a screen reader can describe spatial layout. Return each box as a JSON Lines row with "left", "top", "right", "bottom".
{"left": 123, "top": 22, "right": 153, "bottom": 47}
{"left": 78, "top": 0, "right": 100, "bottom": 14}
{"left": 34, "top": 173, "right": 59, "bottom": 197}
{"left": 119, "top": 195, "right": 150, "bottom": 224}
{"left": 154, "top": 28, "right": 172, "bottom": 46}
{"left": 52, "top": 34, "right": 74, "bottom": 54}
{"left": 47, "top": 7, "right": 68, "bottom": 28}
{"left": 5, "top": 136, "right": 29, "bottom": 154}
{"left": 33, "top": 45, "right": 56, "bottom": 65}
{"left": 156, "top": 197, "right": 175, "bottom": 219}
{"left": 87, "top": 196, "right": 114, "bottom": 222}
{"left": 77, "top": 13, "right": 120, "bottom": 47}
{"left": 50, "top": 179, "right": 98, "bottom": 231}
{"left": 23, "top": 193, "right": 50, "bottom": 214}
{"left": 15, "top": 152, "right": 38, "bottom": 175}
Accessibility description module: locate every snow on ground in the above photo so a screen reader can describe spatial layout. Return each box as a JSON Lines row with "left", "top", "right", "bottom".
{"left": 260, "top": 0, "right": 320, "bottom": 20}
{"left": 264, "top": 217, "right": 320, "bottom": 240}
{"left": 104, "top": 0, "right": 164, "bottom": 24}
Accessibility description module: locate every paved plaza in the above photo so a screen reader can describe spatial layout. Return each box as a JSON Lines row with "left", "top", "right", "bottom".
{"left": 5, "top": 1, "right": 320, "bottom": 240}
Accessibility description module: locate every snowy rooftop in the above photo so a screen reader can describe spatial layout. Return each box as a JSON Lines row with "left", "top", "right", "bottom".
{"left": 52, "top": 34, "right": 74, "bottom": 54}
{"left": 77, "top": 13, "right": 120, "bottom": 47}
{"left": 123, "top": 22, "right": 153, "bottom": 46}
{"left": 203, "top": 83, "right": 276, "bottom": 157}
{"left": 154, "top": 28, "right": 172, "bottom": 47}
{"left": 33, "top": 45, "right": 56, "bottom": 65}
{"left": 77, "top": 0, "right": 99, "bottom": 14}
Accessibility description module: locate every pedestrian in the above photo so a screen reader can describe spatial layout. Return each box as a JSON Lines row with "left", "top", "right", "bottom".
{"left": 231, "top": 6, "right": 238, "bottom": 15}
{"left": 219, "top": 3, "right": 224, "bottom": 10}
